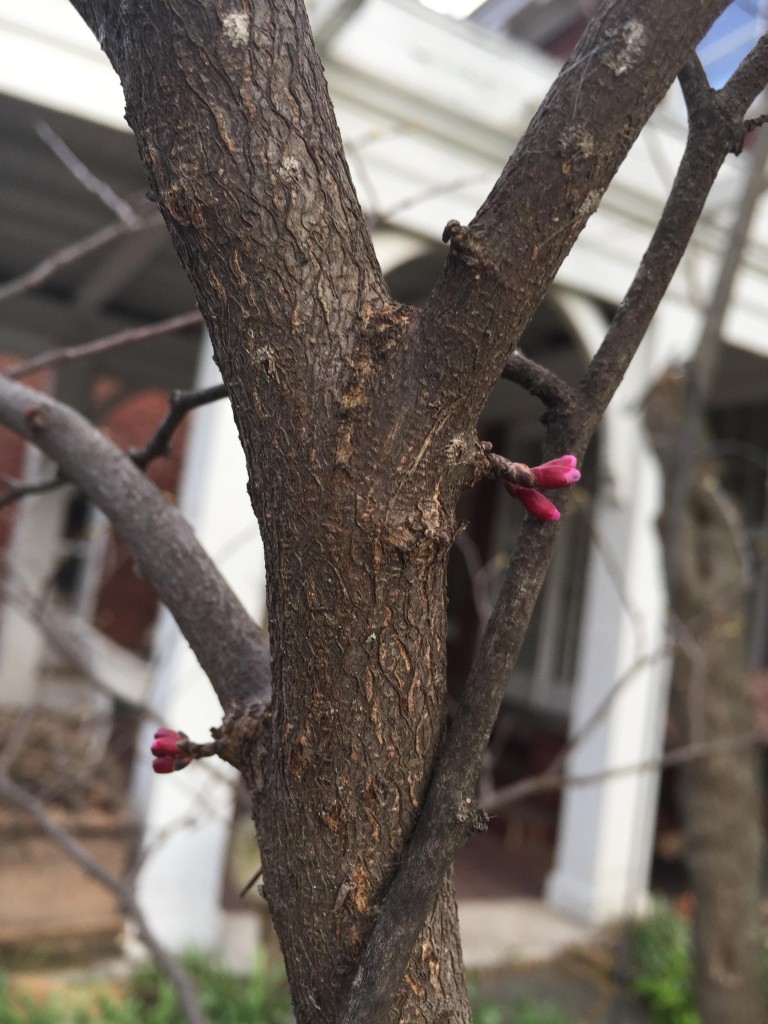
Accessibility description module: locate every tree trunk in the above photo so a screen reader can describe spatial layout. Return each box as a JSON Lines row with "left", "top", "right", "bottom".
{"left": 246, "top": 433, "right": 472, "bottom": 1021}
{"left": 646, "top": 372, "right": 765, "bottom": 1024}
{"left": 670, "top": 491, "right": 764, "bottom": 1024}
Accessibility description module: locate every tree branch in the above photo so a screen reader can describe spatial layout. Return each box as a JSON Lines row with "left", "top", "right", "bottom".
{"left": 482, "top": 730, "right": 759, "bottom": 812}
{"left": 664, "top": 73, "right": 768, "bottom": 597}
{"left": 745, "top": 112, "right": 768, "bottom": 133}
{"left": 0, "top": 470, "right": 62, "bottom": 509}
{"left": 575, "top": 44, "right": 768, "bottom": 446}
{"left": 0, "top": 379, "right": 226, "bottom": 509}
{"left": 0, "top": 216, "right": 159, "bottom": 305}
{"left": 720, "top": 31, "right": 768, "bottom": 116}
{"left": 342, "top": 31, "right": 768, "bottom": 1024}
{"left": 7, "top": 310, "right": 203, "bottom": 380}
{"left": 502, "top": 351, "right": 577, "bottom": 412}
{"left": 36, "top": 120, "right": 140, "bottom": 227}
{"left": 411, "top": 0, "right": 731, "bottom": 435}
{"left": 131, "top": 383, "right": 228, "bottom": 469}
{"left": 0, "top": 375, "right": 270, "bottom": 712}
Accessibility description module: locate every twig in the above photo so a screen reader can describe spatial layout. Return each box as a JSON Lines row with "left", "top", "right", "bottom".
{"left": 0, "top": 770, "right": 209, "bottom": 1024}
{"left": 36, "top": 121, "right": 140, "bottom": 227}
{"left": 744, "top": 112, "right": 768, "bottom": 132}
{"left": 544, "top": 645, "right": 672, "bottom": 787}
{"left": 0, "top": 374, "right": 224, "bottom": 513}
{"left": 127, "top": 812, "right": 204, "bottom": 882}
{"left": 485, "top": 451, "right": 537, "bottom": 488}
{"left": 677, "top": 51, "right": 713, "bottom": 116}
{"left": 482, "top": 730, "right": 759, "bottom": 812}
{"left": 0, "top": 471, "right": 63, "bottom": 510}
{"left": 452, "top": 532, "right": 497, "bottom": 635}
{"left": 502, "top": 351, "right": 577, "bottom": 412}
{"left": 0, "top": 216, "right": 159, "bottom": 305}
{"left": 131, "top": 383, "right": 228, "bottom": 468}
{"left": 6, "top": 309, "right": 203, "bottom": 380}
{"left": 582, "top": 504, "right": 649, "bottom": 656}
{"left": 239, "top": 866, "right": 264, "bottom": 899}
{"left": 720, "top": 32, "right": 768, "bottom": 115}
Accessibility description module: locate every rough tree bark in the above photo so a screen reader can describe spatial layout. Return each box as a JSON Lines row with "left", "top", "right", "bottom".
{"left": 1, "top": 1, "right": 764, "bottom": 1022}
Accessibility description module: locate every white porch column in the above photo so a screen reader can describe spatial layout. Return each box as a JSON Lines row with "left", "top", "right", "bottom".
{"left": 0, "top": 448, "right": 71, "bottom": 706}
{"left": 132, "top": 338, "right": 266, "bottom": 954}
{"left": 545, "top": 392, "right": 668, "bottom": 924}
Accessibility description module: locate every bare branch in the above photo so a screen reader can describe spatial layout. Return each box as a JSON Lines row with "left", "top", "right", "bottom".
{"left": 542, "top": 646, "right": 671, "bottom": 784}
{"left": 36, "top": 120, "right": 140, "bottom": 227}
{"left": 0, "top": 770, "right": 209, "bottom": 1024}
{"left": 0, "top": 377, "right": 224, "bottom": 511}
{"left": 239, "top": 866, "right": 263, "bottom": 899}
{"left": 744, "top": 112, "right": 768, "bottom": 133}
{"left": 0, "top": 374, "right": 270, "bottom": 712}
{"left": 6, "top": 309, "right": 203, "bottom": 380}
{"left": 412, "top": 0, "right": 732, "bottom": 438}
{"left": 131, "top": 382, "right": 228, "bottom": 469}
{"left": 664, "top": 87, "right": 768, "bottom": 597}
{"left": 0, "top": 471, "right": 62, "bottom": 509}
{"left": 482, "top": 730, "right": 759, "bottom": 812}
{"left": 720, "top": 31, "right": 768, "bottom": 116}
{"left": 575, "top": 47, "right": 768, "bottom": 445}
{"left": 0, "top": 216, "right": 159, "bottom": 305}
{"left": 502, "top": 351, "right": 577, "bottom": 412}
{"left": 677, "top": 52, "right": 712, "bottom": 117}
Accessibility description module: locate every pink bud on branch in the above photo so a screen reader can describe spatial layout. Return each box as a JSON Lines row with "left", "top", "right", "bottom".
{"left": 489, "top": 452, "right": 581, "bottom": 522}
{"left": 151, "top": 728, "right": 192, "bottom": 774}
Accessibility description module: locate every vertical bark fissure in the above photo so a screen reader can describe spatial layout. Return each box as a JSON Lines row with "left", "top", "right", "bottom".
{"left": 250, "top": 467, "right": 470, "bottom": 1022}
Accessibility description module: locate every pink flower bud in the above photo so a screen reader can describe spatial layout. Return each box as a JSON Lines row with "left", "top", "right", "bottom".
{"left": 506, "top": 484, "right": 561, "bottom": 521}
{"left": 530, "top": 456, "right": 581, "bottom": 488}
{"left": 150, "top": 728, "right": 191, "bottom": 774}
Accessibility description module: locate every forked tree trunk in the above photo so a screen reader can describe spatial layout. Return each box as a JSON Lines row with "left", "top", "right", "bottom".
{"left": 62, "top": 2, "right": 747, "bottom": 1022}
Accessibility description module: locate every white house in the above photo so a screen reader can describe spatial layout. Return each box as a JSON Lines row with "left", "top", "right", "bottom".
{"left": 0, "top": 0, "right": 766, "bottom": 963}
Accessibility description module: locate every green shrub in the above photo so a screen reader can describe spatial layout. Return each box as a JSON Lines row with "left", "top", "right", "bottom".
{"left": 511, "top": 1000, "right": 572, "bottom": 1024}
{"left": 0, "top": 973, "right": 71, "bottom": 1024}
{"left": 469, "top": 982, "right": 573, "bottom": 1024}
{"left": 0, "top": 952, "right": 290, "bottom": 1024}
{"left": 630, "top": 902, "right": 699, "bottom": 1024}
{"left": 129, "top": 951, "right": 290, "bottom": 1024}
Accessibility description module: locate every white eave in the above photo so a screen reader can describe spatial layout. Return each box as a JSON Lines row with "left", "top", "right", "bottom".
{"left": 0, "top": 0, "right": 127, "bottom": 130}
